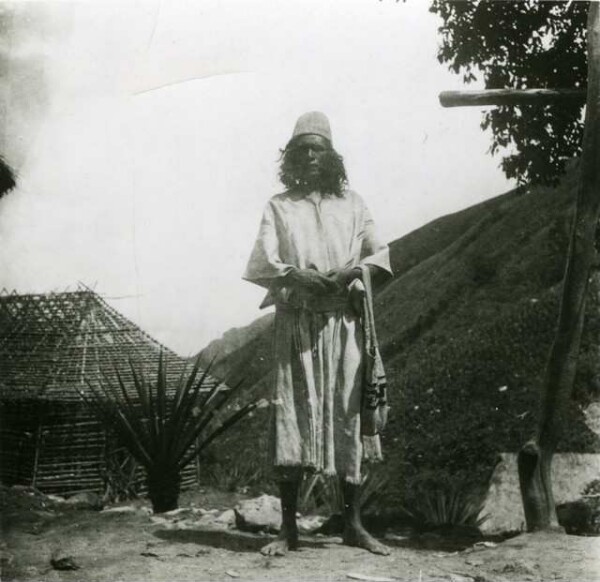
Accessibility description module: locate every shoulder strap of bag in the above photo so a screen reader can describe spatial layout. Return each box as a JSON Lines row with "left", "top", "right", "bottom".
{"left": 360, "top": 264, "right": 380, "bottom": 351}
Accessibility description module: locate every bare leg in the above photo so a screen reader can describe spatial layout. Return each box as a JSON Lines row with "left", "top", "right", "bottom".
{"left": 341, "top": 479, "right": 390, "bottom": 555}
{"left": 260, "top": 478, "right": 300, "bottom": 556}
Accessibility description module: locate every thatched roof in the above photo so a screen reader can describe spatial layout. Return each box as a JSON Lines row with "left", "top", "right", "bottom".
{"left": 0, "top": 288, "right": 219, "bottom": 401}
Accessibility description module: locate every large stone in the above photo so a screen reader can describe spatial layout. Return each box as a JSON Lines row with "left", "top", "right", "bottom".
{"left": 234, "top": 494, "right": 281, "bottom": 533}
{"left": 481, "top": 453, "right": 600, "bottom": 533}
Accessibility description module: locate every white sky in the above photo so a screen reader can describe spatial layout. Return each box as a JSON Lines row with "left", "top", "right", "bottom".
{"left": 0, "top": 0, "right": 513, "bottom": 355}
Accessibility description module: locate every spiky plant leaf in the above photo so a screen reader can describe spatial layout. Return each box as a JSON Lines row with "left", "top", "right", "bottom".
{"left": 112, "top": 368, "right": 151, "bottom": 453}
{"left": 171, "top": 376, "right": 235, "bottom": 462}
{"left": 178, "top": 377, "right": 248, "bottom": 460}
{"left": 83, "top": 380, "right": 153, "bottom": 467}
{"left": 129, "top": 362, "right": 155, "bottom": 445}
{"left": 298, "top": 473, "right": 322, "bottom": 513}
{"left": 359, "top": 468, "right": 390, "bottom": 513}
{"left": 401, "top": 486, "right": 489, "bottom": 529}
{"left": 167, "top": 364, "right": 214, "bottom": 453}
{"left": 81, "top": 355, "right": 257, "bottom": 511}
{"left": 179, "top": 398, "right": 260, "bottom": 469}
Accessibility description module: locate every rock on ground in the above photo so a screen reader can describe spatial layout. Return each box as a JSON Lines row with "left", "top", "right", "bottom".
{"left": 234, "top": 494, "right": 281, "bottom": 533}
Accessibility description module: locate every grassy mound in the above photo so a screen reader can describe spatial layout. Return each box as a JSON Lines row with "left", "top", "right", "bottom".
{"left": 199, "top": 166, "right": 600, "bottom": 509}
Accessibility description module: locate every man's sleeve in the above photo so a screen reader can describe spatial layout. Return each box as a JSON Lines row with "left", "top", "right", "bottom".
{"left": 242, "top": 200, "right": 296, "bottom": 289}
{"left": 359, "top": 203, "right": 393, "bottom": 276}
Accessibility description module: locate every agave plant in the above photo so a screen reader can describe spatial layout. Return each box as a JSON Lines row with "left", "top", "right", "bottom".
{"left": 81, "top": 353, "right": 260, "bottom": 513}
{"left": 207, "top": 459, "right": 263, "bottom": 493}
{"left": 401, "top": 486, "right": 489, "bottom": 530}
{"left": 299, "top": 467, "right": 390, "bottom": 516}
{"left": 298, "top": 473, "right": 342, "bottom": 515}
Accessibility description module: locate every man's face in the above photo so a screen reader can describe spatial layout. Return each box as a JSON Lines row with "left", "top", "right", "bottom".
{"left": 291, "top": 134, "right": 330, "bottom": 182}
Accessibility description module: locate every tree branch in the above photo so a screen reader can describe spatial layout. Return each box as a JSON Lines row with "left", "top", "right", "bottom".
{"left": 439, "top": 89, "right": 586, "bottom": 108}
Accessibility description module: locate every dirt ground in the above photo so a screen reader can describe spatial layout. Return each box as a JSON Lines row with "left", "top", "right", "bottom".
{"left": 2, "top": 486, "right": 599, "bottom": 582}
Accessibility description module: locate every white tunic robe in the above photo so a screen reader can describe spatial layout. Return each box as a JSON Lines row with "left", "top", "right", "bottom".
{"left": 243, "top": 189, "right": 391, "bottom": 483}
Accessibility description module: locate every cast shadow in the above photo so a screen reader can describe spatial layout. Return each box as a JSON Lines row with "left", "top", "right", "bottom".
{"left": 153, "top": 527, "right": 335, "bottom": 553}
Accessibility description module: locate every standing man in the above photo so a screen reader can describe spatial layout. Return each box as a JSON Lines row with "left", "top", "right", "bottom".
{"left": 244, "top": 112, "right": 392, "bottom": 556}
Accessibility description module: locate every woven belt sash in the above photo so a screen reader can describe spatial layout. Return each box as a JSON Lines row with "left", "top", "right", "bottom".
{"left": 275, "top": 296, "right": 348, "bottom": 313}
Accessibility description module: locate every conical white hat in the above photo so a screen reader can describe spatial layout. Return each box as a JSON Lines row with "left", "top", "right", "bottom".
{"left": 291, "top": 111, "right": 332, "bottom": 143}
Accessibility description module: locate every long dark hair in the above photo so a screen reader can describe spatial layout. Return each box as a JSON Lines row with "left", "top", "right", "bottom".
{"left": 278, "top": 140, "right": 348, "bottom": 197}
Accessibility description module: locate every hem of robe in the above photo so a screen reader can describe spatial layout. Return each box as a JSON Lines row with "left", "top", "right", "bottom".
{"left": 269, "top": 433, "right": 384, "bottom": 486}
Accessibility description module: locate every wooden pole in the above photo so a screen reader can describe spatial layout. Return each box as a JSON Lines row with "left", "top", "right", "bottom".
{"left": 518, "top": 2, "right": 600, "bottom": 531}
{"left": 195, "top": 436, "right": 201, "bottom": 485}
{"left": 439, "top": 88, "right": 586, "bottom": 108}
{"left": 31, "top": 425, "right": 44, "bottom": 489}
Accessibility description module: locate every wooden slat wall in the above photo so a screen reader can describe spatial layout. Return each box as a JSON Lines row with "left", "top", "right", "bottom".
{"left": 1, "top": 401, "right": 201, "bottom": 497}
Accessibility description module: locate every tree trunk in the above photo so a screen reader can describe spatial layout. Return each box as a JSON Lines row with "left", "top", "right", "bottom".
{"left": 518, "top": 3, "right": 600, "bottom": 532}
{"left": 147, "top": 467, "right": 181, "bottom": 514}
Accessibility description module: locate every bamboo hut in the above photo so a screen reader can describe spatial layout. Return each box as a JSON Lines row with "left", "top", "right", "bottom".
{"left": 0, "top": 288, "right": 220, "bottom": 497}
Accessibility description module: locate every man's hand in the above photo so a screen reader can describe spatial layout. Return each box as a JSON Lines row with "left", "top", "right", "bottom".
{"left": 286, "top": 268, "right": 340, "bottom": 295}
{"left": 326, "top": 267, "right": 362, "bottom": 291}
{"left": 329, "top": 264, "right": 390, "bottom": 290}
{"left": 348, "top": 279, "right": 366, "bottom": 315}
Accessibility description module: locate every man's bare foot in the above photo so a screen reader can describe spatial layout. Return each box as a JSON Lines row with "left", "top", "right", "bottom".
{"left": 260, "top": 529, "right": 298, "bottom": 556}
{"left": 343, "top": 525, "right": 390, "bottom": 555}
